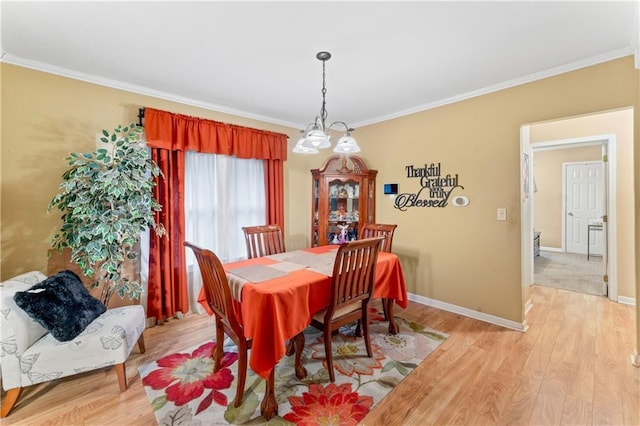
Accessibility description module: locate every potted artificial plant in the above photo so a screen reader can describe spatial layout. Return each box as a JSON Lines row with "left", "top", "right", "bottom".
{"left": 49, "top": 123, "right": 165, "bottom": 304}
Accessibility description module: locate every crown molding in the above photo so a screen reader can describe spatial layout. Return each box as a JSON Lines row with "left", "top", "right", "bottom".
{"left": 352, "top": 48, "right": 634, "bottom": 128}
{"left": 0, "top": 53, "right": 301, "bottom": 130}
{"left": 2, "top": 47, "right": 633, "bottom": 131}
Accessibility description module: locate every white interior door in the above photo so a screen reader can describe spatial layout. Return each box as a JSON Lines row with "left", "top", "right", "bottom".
{"left": 564, "top": 162, "right": 604, "bottom": 255}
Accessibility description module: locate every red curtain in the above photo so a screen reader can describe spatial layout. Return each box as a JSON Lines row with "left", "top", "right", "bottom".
{"left": 144, "top": 107, "right": 288, "bottom": 321}
{"left": 264, "top": 159, "right": 285, "bottom": 230}
{"left": 147, "top": 148, "right": 188, "bottom": 320}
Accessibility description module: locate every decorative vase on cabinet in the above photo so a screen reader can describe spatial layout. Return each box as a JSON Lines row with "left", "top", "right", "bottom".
{"left": 311, "top": 155, "right": 377, "bottom": 246}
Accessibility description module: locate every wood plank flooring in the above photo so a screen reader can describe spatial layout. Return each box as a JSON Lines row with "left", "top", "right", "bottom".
{"left": 2, "top": 285, "right": 638, "bottom": 425}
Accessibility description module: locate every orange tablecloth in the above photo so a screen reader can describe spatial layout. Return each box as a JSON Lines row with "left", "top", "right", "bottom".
{"left": 197, "top": 245, "right": 408, "bottom": 379}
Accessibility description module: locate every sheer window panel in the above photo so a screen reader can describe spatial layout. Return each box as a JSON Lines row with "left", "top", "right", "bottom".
{"left": 184, "top": 151, "right": 266, "bottom": 313}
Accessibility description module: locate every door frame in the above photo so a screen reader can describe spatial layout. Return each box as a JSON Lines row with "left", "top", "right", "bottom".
{"left": 520, "top": 131, "right": 617, "bottom": 301}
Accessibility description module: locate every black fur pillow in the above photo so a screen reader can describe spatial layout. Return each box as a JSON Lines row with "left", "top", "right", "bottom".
{"left": 13, "top": 270, "right": 107, "bottom": 342}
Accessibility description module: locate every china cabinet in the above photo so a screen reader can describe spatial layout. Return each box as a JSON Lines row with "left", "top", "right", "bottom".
{"left": 311, "top": 155, "right": 377, "bottom": 246}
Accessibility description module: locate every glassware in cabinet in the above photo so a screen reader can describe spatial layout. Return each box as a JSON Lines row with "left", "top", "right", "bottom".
{"left": 310, "top": 155, "right": 377, "bottom": 246}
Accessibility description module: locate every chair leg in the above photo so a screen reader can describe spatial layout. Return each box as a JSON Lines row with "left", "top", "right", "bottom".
{"left": 381, "top": 297, "right": 389, "bottom": 320}
{"left": 115, "top": 363, "right": 128, "bottom": 392}
{"left": 213, "top": 320, "right": 224, "bottom": 372}
{"left": 137, "top": 333, "right": 146, "bottom": 354}
{"left": 0, "top": 387, "right": 22, "bottom": 418}
{"left": 362, "top": 306, "right": 373, "bottom": 358}
{"left": 324, "top": 325, "right": 335, "bottom": 382}
{"left": 234, "top": 344, "right": 248, "bottom": 407}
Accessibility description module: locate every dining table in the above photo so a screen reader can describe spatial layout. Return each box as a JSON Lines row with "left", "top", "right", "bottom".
{"left": 197, "top": 243, "right": 408, "bottom": 420}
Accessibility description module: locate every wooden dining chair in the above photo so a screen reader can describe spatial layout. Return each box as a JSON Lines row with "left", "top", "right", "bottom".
{"left": 310, "top": 236, "right": 385, "bottom": 382}
{"left": 361, "top": 223, "right": 398, "bottom": 253}
{"left": 241, "top": 224, "right": 285, "bottom": 259}
{"left": 362, "top": 223, "right": 398, "bottom": 320}
{"left": 184, "top": 241, "right": 251, "bottom": 408}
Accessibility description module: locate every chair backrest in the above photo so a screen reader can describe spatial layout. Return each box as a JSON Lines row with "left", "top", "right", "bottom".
{"left": 184, "top": 242, "right": 243, "bottom": 336}
{"left": 328, "top": 236, "right": 385, "bottom": 312}
{"left": 241, "top": 224, "right": 285, "bottom": 259}
{"left": 361, "top": 223, "right": 398, "bottom": 253}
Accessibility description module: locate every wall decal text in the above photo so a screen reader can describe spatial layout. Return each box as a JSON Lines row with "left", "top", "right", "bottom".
{"left": 394, "top": 163, "right": 464, "bottom": 211}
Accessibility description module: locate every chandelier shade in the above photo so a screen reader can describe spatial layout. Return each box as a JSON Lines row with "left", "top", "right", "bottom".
{"left": 303, "top": 127, "right": 331, "bottom": 149}
{"left": 292, "top": 137, "right": 319, "bottom": 154}
{"left": 294, "top": 51, "right": 361, "bottom": 155}
{"left": 333, "top": 133, "right": 361, "bottom": 154}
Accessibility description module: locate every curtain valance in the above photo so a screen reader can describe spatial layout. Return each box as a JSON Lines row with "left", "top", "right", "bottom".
{"left": 144, "top": 106, "right": 286, "bottom": 321}
{"left": 144, "top": 107, "right": 288, "bottom": 161}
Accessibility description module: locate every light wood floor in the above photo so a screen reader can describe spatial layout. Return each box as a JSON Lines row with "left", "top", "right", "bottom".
{"left": 2, "top": 285, "right": 638, "bottom": 425}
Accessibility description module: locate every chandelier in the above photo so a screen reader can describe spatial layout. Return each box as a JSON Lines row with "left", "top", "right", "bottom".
{"left": 293, "top": 51, "right": 361, "bottom": 155}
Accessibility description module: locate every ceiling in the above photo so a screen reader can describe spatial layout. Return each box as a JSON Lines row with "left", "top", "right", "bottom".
{"left": 1, "top": 1, "right": 637, "bottom": 130}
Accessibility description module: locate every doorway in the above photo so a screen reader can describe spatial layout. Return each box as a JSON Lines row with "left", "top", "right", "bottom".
{"left": 521, "top": 132, "right": 617, "bottom": 301}
{"left": 535, "top": 142, "right": 610, "bottom": 297}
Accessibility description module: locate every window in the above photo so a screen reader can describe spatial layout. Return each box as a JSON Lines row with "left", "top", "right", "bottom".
{"left": 184, "top": 151, "right": 266, "bottom": 312}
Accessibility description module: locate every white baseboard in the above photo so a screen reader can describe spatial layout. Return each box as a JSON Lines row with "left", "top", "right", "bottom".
{"left": 407, "top": 292, "right": 527, "bottom": 332}
{"left": 540, "top": 246, "right": 563, "bottom": 252}
{"left": 524, "top": 298, "right": 533, "bottom": 316}
{"left": 617, "top": 295, "right": 636, "bottom": 306}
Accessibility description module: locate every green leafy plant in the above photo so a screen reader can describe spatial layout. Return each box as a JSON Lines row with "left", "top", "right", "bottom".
{"left": 49, "top": 123, "right": 165, "bottom": 303}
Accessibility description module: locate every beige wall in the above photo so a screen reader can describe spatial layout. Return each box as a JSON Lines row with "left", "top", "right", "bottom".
{"left": 529, "top": 109, "right": 635, "bottom": 300}
{"left": 338, "top": 57, "right": 637, "bottom": 325}
{"left": 2, "top": 57, "right": 638, "bottom": 347}
{"left": 0, "top": 63, "right": 300, "bottom": 279}
{"left": 533, "top": 145, "right": 602, "bottom": 248}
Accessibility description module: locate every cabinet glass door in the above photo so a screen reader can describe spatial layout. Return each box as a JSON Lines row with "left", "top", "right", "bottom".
{"left": 312, "top": 178, "right": 319, "bottom": 246}
{"left": 327, "top": 178, "right": 359, "bottom": 244}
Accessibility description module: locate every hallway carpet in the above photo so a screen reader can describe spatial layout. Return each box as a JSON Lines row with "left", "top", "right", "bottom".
{"left": 534, "top": 250, "right": 604, "bottom": 296}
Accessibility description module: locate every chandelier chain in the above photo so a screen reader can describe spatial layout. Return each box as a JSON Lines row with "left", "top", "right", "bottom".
{"left": 320, "top": 58, "right": 328, "bottom": 128}
{"left": 293, "top": 51, "right": 360, "bottom": 154}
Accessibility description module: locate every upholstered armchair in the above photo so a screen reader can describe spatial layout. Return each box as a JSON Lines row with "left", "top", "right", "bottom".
{"left": 0, "top": 271, "right": 146, "bottom": 417}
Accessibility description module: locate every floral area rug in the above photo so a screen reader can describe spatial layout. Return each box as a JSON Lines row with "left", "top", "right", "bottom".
{"left": 139, "top": 313, "right": 448, "bottom": 425}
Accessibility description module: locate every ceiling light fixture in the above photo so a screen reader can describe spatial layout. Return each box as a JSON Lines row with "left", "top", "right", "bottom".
{"left": 293, "top": 51, "right": 361, "bottom": 155}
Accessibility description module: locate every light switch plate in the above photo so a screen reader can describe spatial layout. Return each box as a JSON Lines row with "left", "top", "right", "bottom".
{"left": 497, "top": 208, "right": 507, "bottom": 221}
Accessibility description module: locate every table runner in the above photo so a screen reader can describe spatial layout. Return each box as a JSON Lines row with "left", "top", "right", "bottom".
{"left": 226, "top": 264, "right": 289, "bottom": 301}
{"left": 226, "top": 250, "right": 339, "bottom": 301}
